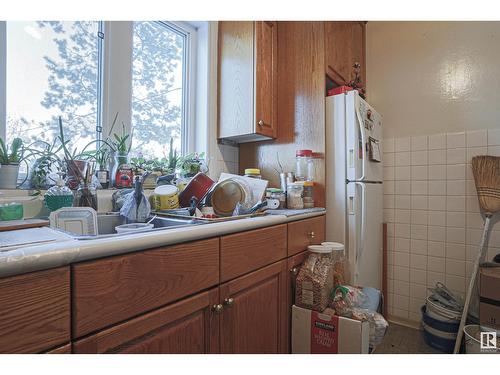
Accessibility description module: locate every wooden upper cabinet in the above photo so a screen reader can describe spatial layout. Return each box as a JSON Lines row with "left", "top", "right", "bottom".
{"left": 218, "top": 21, "right": 277, "bottom": 143}
{"left": 219, "top": 260, "right": 287, "bottom": 354}
{"left": 254, "top": 21, "right": 278, "bottom": 139}
{"left": 0, "top": 267, "right": 70, "bottom": 353}
{"left": 324, "top": 22, "right": 366, "bottom": 86}
{"left": 74, "top": 288, "right": 220, "bottom": 354}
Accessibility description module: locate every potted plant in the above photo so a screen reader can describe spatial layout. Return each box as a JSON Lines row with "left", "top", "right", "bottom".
{"left": 57, "top": 116, "right": 88, "bottom": 190}
{"left": 177, "top": 151, "right": 206, "bottom": 178}
{"left": 0, "top": 137, "right": 28, "bottom": 189}
{"left": 27, "top": 139, "right": 63, "bottom": 190}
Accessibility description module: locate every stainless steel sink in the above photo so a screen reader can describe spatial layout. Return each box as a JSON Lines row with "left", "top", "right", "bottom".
{"left": 74, "top": 213, "right": 207, "bottom": 239}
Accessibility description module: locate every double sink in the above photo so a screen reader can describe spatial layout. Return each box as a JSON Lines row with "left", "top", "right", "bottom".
{"left": 74, "top": 213, "right": 207, "bottom": 240}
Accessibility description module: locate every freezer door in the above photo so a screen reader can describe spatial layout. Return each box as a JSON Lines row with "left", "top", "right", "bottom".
{"left": 346, "top": 181, "right": 383, "bottom": 289}
{"left": 346, "top": 91, "right": 383, "bottom": 182}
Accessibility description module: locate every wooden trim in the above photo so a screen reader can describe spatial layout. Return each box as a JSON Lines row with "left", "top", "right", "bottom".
{"left": 45, "top": 343, "right": 72, "bottom": 354}
{"left": 73, "top": 288, "right": 219, "bottom": 353}
{"left": 0, "top": 267, "right": 70, "bottom": 354}
{"left": 382, "top": 223, "right": 388, "bottom": 318}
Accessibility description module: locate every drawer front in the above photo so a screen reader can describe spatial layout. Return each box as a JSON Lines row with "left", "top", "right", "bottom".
{"left": 73, "top": 238, "right": 219, "bottom": 338}
{"left": 220, "top": 224, "right": 287, "bottom": 282}
{"left": 287, "top": 215, "right": 325, "bottom": 256}
{"left": 0, "top": 267, "right": 70, "bottom": 353}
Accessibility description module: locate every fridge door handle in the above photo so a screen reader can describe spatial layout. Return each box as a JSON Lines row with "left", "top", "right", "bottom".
{"left": 355, "top": 106, "right": 366, "bottom": 181}
{"left": 354, "top": 181, "right": 366, "bottom": 282}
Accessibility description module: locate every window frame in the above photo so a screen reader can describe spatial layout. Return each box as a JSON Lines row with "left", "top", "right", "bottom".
{"left": 0, "top": 20, "right": 104, "bottom": 148}
{"left": 0, "top": 20, "right": 198, "bottom": 163}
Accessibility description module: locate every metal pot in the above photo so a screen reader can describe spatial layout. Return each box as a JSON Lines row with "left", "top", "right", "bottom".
{"left": 0, "top": 164, "right": 20, "bottom": 189}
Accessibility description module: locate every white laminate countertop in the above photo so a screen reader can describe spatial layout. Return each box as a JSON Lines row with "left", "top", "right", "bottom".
{"left": 0, "top": 209, "right": 326, "bottom": 278}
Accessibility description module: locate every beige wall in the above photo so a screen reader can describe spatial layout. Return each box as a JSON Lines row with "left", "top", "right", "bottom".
{"left": 367, "top": 22, "right": 500, "bottom": 138}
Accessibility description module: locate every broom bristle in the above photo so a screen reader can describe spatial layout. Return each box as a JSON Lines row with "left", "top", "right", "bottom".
{"left": 471, "top": 155, "right": 500, "bottom": 215}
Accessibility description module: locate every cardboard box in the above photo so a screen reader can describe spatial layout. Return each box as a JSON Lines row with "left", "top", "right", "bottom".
{"left": 291, "top": 305, "right": 369, "bottom": 354}
{"left": 480, "top": 267, "right": 500, "bottom": 331}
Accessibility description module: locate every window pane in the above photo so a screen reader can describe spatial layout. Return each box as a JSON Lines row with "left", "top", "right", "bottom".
{"left": 6, "top": 21, "right": 101, "bottom": 152}
{"left": 131, "top": 22, "right": 184, "bottom": 159}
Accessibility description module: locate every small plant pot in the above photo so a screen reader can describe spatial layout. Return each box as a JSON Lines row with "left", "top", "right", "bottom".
{"left": 0, "top": 164, "right": 20, "bottom": 189}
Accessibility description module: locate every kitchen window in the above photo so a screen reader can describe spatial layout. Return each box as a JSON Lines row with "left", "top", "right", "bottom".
{"left": 130, "top": 21, "right": 195, "bottom": 159}
{"left": 2, "top": 21, "right": 103, "bottom": 151}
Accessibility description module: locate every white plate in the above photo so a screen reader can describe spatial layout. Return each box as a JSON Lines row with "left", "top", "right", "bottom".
{"left": 49, "top": 207, "right": 98, "bottom": 236}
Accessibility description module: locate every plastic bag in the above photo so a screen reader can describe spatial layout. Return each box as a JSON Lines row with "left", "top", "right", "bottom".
{"left": 329, "top": 285, "right": 369, "bottom": 317}
{"left": 295, "top": 252, "right": 334, "bottom": 312}
{"left": 351, "top": 308, "right": 388, "bottom": 349}
{"left": 120, "top": 192, "right": 151, "bottom": 223}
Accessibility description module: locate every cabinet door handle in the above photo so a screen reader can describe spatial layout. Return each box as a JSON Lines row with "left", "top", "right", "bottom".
{"left": 257, "top": 120, "right": 271, "bottom": 128}
{"left": 223, "top": 297, "right": 234, "bottom": 307}
{"left": 212, "top": 304, "right": 224, "bottom": 314}
{"left": 307, "top": 231, "right": 316, "bottom": 240}
{"left": 290, "top": 267, "right": 298, "bottom": 275}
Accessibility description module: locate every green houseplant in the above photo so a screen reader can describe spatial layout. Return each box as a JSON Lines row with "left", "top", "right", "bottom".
{"left": 0, "top": 137, "right": 28, "bottom": 189}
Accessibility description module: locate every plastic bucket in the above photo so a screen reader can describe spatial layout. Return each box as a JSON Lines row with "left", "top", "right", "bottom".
{"left": 421, "top": 306, "right": 460, "bottom": 333}
{"left": 422, "top": 328, "right": 456, "bottom": 353}
{"left": 421, "top": 305, "right": 459, "bottom": 353}
{"left": 464, "top": 325, "right": 500, "bottom": 354}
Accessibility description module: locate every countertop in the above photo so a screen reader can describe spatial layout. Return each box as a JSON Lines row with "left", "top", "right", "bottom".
{"left": 0, "top": 209, "right": 325, "bottom": 278}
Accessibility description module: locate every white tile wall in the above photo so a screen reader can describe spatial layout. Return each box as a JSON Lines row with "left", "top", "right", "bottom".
{"left": 384, "top": 130, "right": 500, "bottom": 322}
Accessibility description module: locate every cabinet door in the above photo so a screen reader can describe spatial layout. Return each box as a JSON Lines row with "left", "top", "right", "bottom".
{"left": 73, "top": 288, "right": 219, "bottom": 354}
{"left": 325, "top": 22, "right": 365, "bottom": 86}
{"left": 285, "top": 250, "right": 310, "bottom": 352}
{"left": 255, "top": 21, "right": 278, "bottom": 139}
{"left": 218, "top": 21, "right": 255, "bottom": 139}
{"left": 220, "top": 261, "right": 287, "bottom": 354}
{"left": 0, "top": 267, "right": 70, "bottom": 354}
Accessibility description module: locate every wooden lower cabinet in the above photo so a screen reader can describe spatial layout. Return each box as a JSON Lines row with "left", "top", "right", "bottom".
{"left": 286, "top": 250, "right": 309, "bottom": 352}
{"left": 74, "top": 288, "right": 220, "bottom": 354}
{"left": 219, "top": 260, "right": 288, "bottom": 354}
{"left": 0, "top": 267, "right": 70, "bottom": 354}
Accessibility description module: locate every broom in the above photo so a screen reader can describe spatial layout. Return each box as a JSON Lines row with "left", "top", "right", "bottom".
{"left": 453, "top": 155, "right": 500, "bottom": 354}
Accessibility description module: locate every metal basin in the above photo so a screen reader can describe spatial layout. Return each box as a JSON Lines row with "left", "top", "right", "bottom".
{"left": 75, "top": 213, "right": 206, "bottom": 239}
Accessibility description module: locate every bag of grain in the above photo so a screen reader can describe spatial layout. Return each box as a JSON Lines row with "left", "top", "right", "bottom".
{"left": 295, "top": 245, "right": 334, "bottom": 312}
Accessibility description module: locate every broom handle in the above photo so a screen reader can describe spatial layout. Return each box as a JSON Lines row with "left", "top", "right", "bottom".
{"left": 453, "top": 215, "right": 491, "bottom": 354}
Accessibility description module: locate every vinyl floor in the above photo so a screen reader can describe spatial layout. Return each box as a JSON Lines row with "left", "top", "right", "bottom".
{"left": 373, "top": 323, "right": 442, "bottom": 354}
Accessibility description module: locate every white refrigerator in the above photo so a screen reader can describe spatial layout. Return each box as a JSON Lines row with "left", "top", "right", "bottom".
{"left": 325, "top": 90, "right": 383, "bottom": 289}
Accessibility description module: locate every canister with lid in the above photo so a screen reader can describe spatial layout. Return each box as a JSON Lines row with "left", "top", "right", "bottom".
{"left": 244, "top": 168, "right": 262, "bottom": 179}
{"left": 295, "top": 149, "right": 314, "bottom": 181}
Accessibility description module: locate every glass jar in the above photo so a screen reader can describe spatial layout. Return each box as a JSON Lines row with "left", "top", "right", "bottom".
{"left": 302, "top": 181, "right": 314, "bottom": 208}
{"left": 75, "top": 183, "right": 98, "bottom": 211}
{"left": 244, "top": 168, "right": 262, "bottom": 179}
{"left": 295, "top": 149, "right": 314, "bottom": 181}
{"left": 287, "top": 182, "right": 304, "bottom": 209}
{"left": 266, "top": 188, "right": 286, "bottom": 209}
